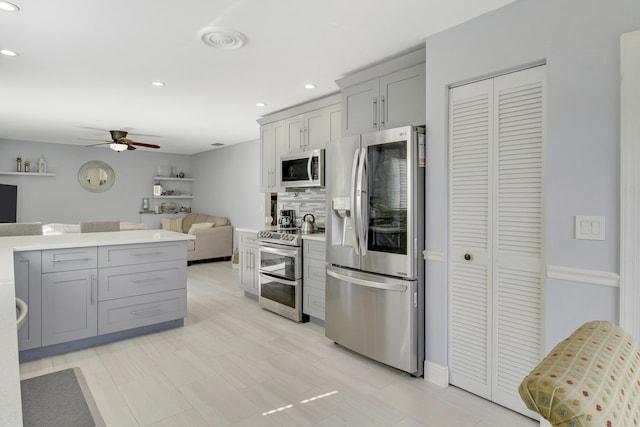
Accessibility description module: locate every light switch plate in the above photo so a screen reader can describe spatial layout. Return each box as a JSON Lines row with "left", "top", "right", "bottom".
{"left": 575, "top": 216, "right": 605, "bottom": 240}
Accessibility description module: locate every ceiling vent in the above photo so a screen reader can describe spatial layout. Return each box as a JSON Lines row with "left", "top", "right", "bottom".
{"left": 211, "top": 143, "right": 225, "bottom": 147}
{"left": 198, "top": 27, "right": 246, "bottom": 50}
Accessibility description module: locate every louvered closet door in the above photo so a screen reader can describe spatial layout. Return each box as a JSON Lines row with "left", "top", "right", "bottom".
{"left": 492, "top": 66, "right": 545, "bottom": 415}
{"left": 449, "top": 65, "right": 545, "bottom": 417}
{"left": 449, "top": 79, "right": 494, "bottom": 399}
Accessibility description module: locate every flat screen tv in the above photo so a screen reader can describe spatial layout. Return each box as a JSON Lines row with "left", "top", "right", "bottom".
{"left": 0, "top": 184, "right": 17, "bottom": 223}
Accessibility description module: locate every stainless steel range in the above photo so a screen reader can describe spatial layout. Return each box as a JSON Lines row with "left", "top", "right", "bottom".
{"left": 257, "top": 228, "right": 307, "bottom": 322}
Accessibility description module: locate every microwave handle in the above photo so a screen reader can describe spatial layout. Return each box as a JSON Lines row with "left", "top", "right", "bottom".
{"left": 307, "top": 154, "right": 313, "bottom": 184}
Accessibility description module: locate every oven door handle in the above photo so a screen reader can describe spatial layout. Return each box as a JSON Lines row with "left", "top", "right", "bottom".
{"left": 259, "top": 273, "right": 300, "bottom": 287}
{"left": 259, "top": 246, "right": 299, "bottom": 257}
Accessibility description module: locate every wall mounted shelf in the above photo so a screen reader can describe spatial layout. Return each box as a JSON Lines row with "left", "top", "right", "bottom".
{"left": 0, "top": 171, "right": 56, "bottom": 177}
{"left": 152, "top": 195, "right": 193, "bottom": 199}
{"left": 153, "top": 176, "right": 193, "bottom": 182}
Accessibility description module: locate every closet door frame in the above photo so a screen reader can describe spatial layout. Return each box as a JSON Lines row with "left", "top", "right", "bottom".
{"left": 620, "top": 29, "right": 640, "bottom": 342}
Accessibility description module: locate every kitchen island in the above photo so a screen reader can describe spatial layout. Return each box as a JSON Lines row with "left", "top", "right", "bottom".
{"left": 0, "top": 229, "right": 194, "bottom": 427}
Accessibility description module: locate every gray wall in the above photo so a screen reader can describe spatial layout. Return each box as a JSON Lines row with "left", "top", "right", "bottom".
{"left": 190, "top": 139, "right": 265, "bottom": 249}
{"left": 0, "top": 139, "right": 190, "bottom": 224}
{"left": 424, "top": 0, "right": 640, "bottom": 367}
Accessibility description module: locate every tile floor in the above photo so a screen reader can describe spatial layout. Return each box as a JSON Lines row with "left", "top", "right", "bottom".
{"left": 19, "top": 261, "right": 539, "bottom": 426}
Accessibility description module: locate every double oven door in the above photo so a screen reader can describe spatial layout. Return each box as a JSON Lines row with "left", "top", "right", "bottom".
{"left": 258, "top": 242, "right": 304, "bottom": 322}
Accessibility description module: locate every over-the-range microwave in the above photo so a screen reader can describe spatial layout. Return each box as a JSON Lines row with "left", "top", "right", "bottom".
{"left": 280, "top": 149, "right": 325, "bottom": 188}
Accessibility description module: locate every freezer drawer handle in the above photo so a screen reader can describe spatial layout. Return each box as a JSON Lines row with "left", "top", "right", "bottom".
{"left": 327, "top": 269, "right": 407, "bottom": 292}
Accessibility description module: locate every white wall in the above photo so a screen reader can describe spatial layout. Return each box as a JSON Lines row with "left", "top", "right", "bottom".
{"left": 0, "top": 139, "right": 190, "bottom": 224}
{"left": 190, "top": 139, "right": 265, "bottom": 249}
{"left": 424, "top": 0, "right": 640, "bottom": 367}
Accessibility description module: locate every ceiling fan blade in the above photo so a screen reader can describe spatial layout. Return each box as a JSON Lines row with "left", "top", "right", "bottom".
{"left": 85, "top": 142, "right": 110, "bottom": 147}
{"left": 127, "top": 145, "right": 137, "bottom": 150}
{"left": 79, "top": 138, "right": 110, "bottom": 142}
{"left": 131, "top": 142, "right": 161, "bottom": 149}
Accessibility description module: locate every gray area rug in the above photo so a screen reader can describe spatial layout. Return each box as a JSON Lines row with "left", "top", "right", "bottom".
{"left": 21, "top": 367, "right": 106, "bottom": 427}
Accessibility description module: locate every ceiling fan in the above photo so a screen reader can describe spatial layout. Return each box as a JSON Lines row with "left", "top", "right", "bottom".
{"left": 86, "top": 130, "right": 161, "bottom": 152}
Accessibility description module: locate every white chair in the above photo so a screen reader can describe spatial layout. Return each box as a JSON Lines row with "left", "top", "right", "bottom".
{"left": 79, "top": 221, "right": 120, "bottom": 233}
{"left": 0, "top": 222, "right": 43, "bottom": 236}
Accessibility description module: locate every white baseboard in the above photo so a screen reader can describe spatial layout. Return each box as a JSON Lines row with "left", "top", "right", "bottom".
{"left": 424, "top": 361, "right": 448, "bottom": 387}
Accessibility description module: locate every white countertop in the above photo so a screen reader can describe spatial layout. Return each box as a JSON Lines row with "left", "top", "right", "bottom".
{"left": 301, "top": 232, "right": 325, "bottom": 242}
{"left": 0, "top": 230, "right": 194, "bottom": 427}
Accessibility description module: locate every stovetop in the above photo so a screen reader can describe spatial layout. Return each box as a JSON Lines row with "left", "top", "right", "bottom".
{"left": 258, "top": 227, "right": 302, "bottom": 246}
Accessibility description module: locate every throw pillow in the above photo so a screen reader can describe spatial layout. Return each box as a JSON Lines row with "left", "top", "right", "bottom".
{"left": 161, "top": 217, "right": 183, "bottom": 232}
{"left": 187, "top": 222, "right": 215, "bottom": 234}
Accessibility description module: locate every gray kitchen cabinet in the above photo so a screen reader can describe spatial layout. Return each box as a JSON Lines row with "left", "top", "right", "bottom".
{"left": 238, "top": 231, "right": 259, "bottom": 295}
{"left": 14, "top": 251, "right": 42, "bottom": 351}
{"left": 286, "top": 103, "right": 341, "bottom": 152}
{"left": 337, "top": 49, "right": 425, "bottom": 136}
{"left": 42, "top": 268, "right": 98, "bottom": 346}
{"left": 42, "top": 246, "right": 98, "bottom": 273}
{"left": 303, "top": 239, "right": 326, "bottom": 320}
{"left": 98, "top": 289, "right": 186, "bottom": 335}
{"left": 260, "top": 119, "right": 287, "bottom": 192}
{"left": 16, "top": 239, "right": 188, "bottom": 358}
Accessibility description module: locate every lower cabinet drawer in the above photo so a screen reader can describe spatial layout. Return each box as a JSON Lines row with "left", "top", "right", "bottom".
{"left": 303, "top": 286, "right": 325, "bottom": 320}
{"left": 98, "top": 289, "right": 186, "bottom": 335}
{"left": 42, "top": 247, "right": 98, "bottom": 273}
{"left": 98, "top": 242, "right": 187, "bottom": 267}
{"left": 303, "top": 257, "right": 326, "bottom": 291}
{"left": 98, "top": 260, "right": 186, "bottom": 301}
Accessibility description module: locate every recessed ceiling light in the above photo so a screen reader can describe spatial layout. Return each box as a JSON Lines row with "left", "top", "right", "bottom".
{"left": 0, "top": 49, "right": 17, "bottom": 57}
{"left": 304, "top": 84, "right": 316, "bottom": 89}
{"left": 0, "top": 1, "right": 19, "bottom": 12}
{"left": 256, "top": 102, "right": 266, "bottom": 107}
{"left": 151, "top": 81, "right": 165, "bottom": 87}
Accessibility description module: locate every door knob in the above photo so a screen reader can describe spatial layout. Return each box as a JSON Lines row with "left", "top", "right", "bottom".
{"left": 464, "top": 253, "right": 472, "bottom": 261}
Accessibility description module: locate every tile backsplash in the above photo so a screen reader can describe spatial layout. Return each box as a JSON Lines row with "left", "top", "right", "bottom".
{"left": 278, "top": 188, "right": 326, "bottom": 229}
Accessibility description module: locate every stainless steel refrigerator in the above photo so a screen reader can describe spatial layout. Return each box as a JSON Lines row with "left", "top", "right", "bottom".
{"left": 325, "top": 125, "right": 425, "bottom": 376}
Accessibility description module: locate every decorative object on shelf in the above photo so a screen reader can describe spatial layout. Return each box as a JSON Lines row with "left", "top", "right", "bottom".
{"left": 24, "top": 160, "right": 29, "bottom": 173}
{"left": 77, "top": 160, "right": 115, "bottom": 193}
{"left": 16, "top": 157, "right": 22, "bottom": 172}
{"left": 38, "top": 157, "right": 47, "bottom": 173}
{"left": 153, "top": 181, "right": 164, "bottom": 196}
{"left": 160, "top": 202, "right": 177, "bottom": 213}
{"left": 141, "top": 198, "right": 150, "bottom": 211}
{"left": 178, "top": 172, "right": 185, "bottom": 179}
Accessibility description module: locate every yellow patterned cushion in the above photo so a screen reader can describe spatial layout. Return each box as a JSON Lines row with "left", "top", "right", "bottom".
{"left": 161, "top": 217, "right": 183, "bottom": 232}
{"left": 519, "top": 320, "right": 640, "bottom": 427}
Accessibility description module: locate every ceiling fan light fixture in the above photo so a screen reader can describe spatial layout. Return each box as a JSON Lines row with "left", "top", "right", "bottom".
{"left": 109, "top": 142, "right": 128, "bottom": 152}
{"left": 0, "top": 1, "right": 19, "bottom": 12}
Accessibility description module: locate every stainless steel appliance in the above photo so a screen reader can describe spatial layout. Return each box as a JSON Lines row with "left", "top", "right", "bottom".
{"left": 325, "top": 125, "right": 425, "bottom": 376}
{"left": 257, "top": 228, "right": 306, "bottom": 322}
{"left": 280, "top": 149, "right": 325, "bottom": 188}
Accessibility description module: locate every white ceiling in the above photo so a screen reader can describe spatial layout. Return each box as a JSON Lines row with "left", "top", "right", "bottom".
{"left": 0, "top": 0, "right": 515, "bottom": 155}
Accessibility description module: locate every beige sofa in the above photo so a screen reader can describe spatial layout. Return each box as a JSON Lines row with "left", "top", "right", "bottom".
{"left": 161, "top": 213, "right": 232, "bottom": 263}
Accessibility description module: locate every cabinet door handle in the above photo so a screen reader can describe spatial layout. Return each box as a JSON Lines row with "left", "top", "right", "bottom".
{"left": 130, "top": 307, "right": 161, "bottom": 317}
{"left": 299, "top": 129, "right": 304, "bottom": 148}
{"left": 132, "top": 251, "right": 165, "bottom": 257}
{"left": 380, "top": 95, "right": 385, "bottom": 128}
{"left": 91, "top": 273, "right": 95, "bottom": 305}
{"left": 130, "top": 276, "right": 162, "bottom": 283}
{"left": 52, "top": 257, "right": 91, "bottom": 263}
{"left": 372, "top": 97, "right": 378, "bottom": 128}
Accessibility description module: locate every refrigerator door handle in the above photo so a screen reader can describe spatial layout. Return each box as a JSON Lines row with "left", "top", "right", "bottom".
{"left": 327, "top": 268, "right": 408, "bottom": 292}
{"left": 357, "top": 147, "right": 368, "bottom": 255}
{"left": 351, "top": 147, "right": 361, "bottom": 255}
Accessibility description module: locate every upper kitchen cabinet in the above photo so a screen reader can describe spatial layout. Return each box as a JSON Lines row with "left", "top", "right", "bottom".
{"left": 258, "top": 93, "right": 340, "bottom": 193}
{"left": 260, "top": 120, "right": 287, "bottom": 192}
{"left": 337, "top": 49, "right": 425, "bottom": 136}
{"left": 286, "top": 103, "right": 341, "bottom": 152}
